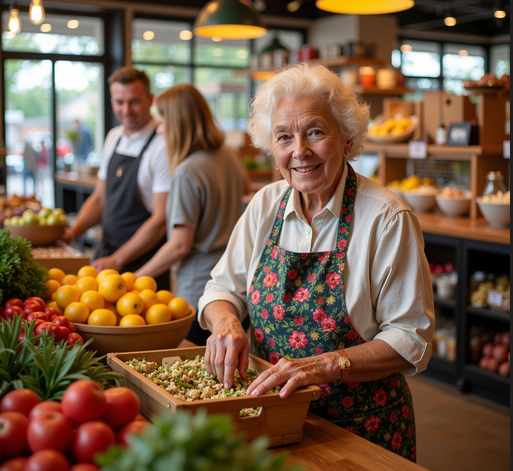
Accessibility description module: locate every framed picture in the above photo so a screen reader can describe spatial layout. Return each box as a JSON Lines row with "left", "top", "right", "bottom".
{"left": 446, "top": 122, "right": 476, "bottom": 146}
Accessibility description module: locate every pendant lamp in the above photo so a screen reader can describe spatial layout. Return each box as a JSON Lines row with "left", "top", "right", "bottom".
{"left": 194, "top": 0, "right": 267, "bottom": 40}
{"left": 316, "top": 0, "right": 414, "bottom": 15}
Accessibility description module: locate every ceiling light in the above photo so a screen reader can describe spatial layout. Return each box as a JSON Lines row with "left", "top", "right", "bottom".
{"left": 254, "top": 0, "right": 266, "bottom": 11}
{"left": 287, "top": 1, "right": 302, "bottom": 12}
{"left": 194, "top": 0, "right": 267, "bottom": 40}
{"left": 67, "top": 19, "right": 79, "bottom": 29}
{"left": 212, "top": 36, "right": 222, "bottom": 41}
{"left": 316, "top": 0, "right": 414, "bottom": 15}
{"left": 494, "top": 9, "right": 506, "bottom": 18}
{"left": 444, "top": 16, "right": 456, "bottom": 26}
{"left": 5, "top": 31, "right": 16, "bottom": 39}
{"left": 237, "top": 50, "right": 249, "bottom": 59}
{"left": 40, "top": 23, "right": 51, "bottom": 32}
{"left": 400, "top": 44, "right": 412, "bottom": 53}
{"left": 179, "top": 30, "right": 193, "bottom": 40}
{"left": 458, "top": 50, "right": 468, "bottom": 56}
{"left": 29, "top": 0, "right": 45, "bottom": 25}
{"left": 8, "top": 3, "right": 21, "bottom": 34}
{"left": 213, "top": 48, "right": 224, "bottom": 56}
{"left": 143, "top": 31, "right": 155, "bottom": 40}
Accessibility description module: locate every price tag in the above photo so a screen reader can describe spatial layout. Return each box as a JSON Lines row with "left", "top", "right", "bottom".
{"left": 503, "top": 140, "right": 510, "bottom": 159}
{"left": 487, "top": 290, "right": 503, "bottom": 308}
{"left": 408, "top": 141, "right": 427, "bottom": 159}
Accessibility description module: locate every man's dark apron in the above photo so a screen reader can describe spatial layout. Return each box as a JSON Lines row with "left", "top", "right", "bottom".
{"left": 94, "top": 129, "right": 170, "bottom": 291}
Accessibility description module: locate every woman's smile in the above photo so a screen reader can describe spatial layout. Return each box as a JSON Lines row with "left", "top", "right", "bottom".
{"left": 292, "top": 163, "right": 322, "bottom": 175}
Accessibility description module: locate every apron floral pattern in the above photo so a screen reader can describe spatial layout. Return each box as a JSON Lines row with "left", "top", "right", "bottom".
{"left": 247, "top": 164, "right": 417, "bottom": 461}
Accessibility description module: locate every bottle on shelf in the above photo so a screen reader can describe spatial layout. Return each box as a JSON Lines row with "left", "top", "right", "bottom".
{"left": 483, "top": 171, "right": 508, "bottom": 197}
{"left": 436, "top": 124, "right": 447, "bottom": 145}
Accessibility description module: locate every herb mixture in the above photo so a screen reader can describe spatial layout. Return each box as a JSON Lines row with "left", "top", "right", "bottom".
{"left": 126, "top": 355, "right": 279, "bottom": 417}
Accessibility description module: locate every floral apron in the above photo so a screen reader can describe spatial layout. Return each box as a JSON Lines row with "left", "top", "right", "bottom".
{"left": 248, "top": 165, "right": 416, "bottom": 461}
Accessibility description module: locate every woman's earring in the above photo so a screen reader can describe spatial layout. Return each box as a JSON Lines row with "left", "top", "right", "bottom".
{"left": 275, "top": 162, "right": 279, "bottom": 170}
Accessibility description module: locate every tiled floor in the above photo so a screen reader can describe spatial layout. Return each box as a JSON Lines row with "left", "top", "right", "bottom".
{"left": 407, "top": 374, "right": 510, "bottom": 471}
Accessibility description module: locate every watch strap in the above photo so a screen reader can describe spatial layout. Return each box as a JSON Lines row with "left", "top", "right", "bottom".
{"left": 337, "top": 349, "right": 351, "bottom": 383}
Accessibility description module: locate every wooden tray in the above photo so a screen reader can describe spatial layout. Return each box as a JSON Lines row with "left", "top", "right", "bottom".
{"left": 107, "top": 347, "right": 320, "bottom": 447}
{"left": 32, "top": 242, "right": 90, "bottom": 274}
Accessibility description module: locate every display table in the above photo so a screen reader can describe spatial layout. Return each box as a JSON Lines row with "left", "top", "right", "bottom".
{"left": 32, "top": 241, "right": 89, "bottom": 274}
{"left": 281, "top": 413, "right": 427, "bottom": 470}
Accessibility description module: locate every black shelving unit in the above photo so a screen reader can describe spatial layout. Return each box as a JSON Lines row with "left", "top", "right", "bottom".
{"left": 423, "top": 233, "right": 510, "bottom": 405}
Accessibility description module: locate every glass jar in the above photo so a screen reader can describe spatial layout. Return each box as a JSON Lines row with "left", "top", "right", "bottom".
{"left": 446, "top": 326, "right": 457, "bottom": 361}
{"left": 483, "top": 171, "right": 507, "bottom": 197}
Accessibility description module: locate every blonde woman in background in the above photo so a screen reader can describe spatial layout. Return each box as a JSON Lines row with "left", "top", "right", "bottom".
{"left": 135, "top": 84, "right": 246, "bottom": 345}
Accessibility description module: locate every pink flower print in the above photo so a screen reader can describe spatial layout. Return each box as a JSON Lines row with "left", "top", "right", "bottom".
{"left": 268, "top": 338, "right": 275, "bottom": 347}
{"left": 263, "top": 265, "right": 270, "bottom": 273}
{"left": 345, "top": 214, "right": 352, "bottom": 222}
{"left": 261, "top": 309, "right": 269, "bottom": 319}
{"left": 338, "top": 263, "right": 345, "bottom": 271}
{"left": 327, "top": 408, "right": 339, "bottom": 417}
{"left": 346, "top": 382, "right": 360, "bottom": 389}
{"left": 347, "top": 329, "right": 358, "bottom": 340}
{"left": 389, "top": 412, "right": 398, "bottom": 424}
{"left": 288, "top": 269, "right": 298, "bottom": 280}
{"left": 266, "top": 240, "right": 272, "bottom": 246}
{"left": 342, "top": 397, "right": 353, "bottom": 408}
{"left": 318, "top": 253, "right": 330, "bottom": 264}
{"left": 347, "top": 187, "right": 355, "bottom": 197}
{"left": 337, "top": 239, "right": 347, "bottom": 250}
{"left": 326, "top": 272, "right": 341, "bottom": 289}
{"left": 316, "top": 299, "right": 325, "bottom": 305}
{"left": 345, "top": 427, "right": 355, "bottom": 434}
{"left": 253, "top": 328, "right": 264, "bottom": 344}
{"left": 249, "top": 284, "right": 254, "bottom": 294}
{"left": 314, "top": 347, "right": 323, "bottom": 355}
{"left": 407, "top": 426, "right": 413, "bottom": 438}
{"left": 300, "top": 253, "right": 309, "bottom": 259}
{"left": 293, "top": 287, "right": 310, "bottom": 302}
{"left": 319, "top": 384, "right": 331, "bottom": 398}
{"left": 269, "top": 352, "right": 280, "bottom": 364}
{"left": 349, "top": 167, "right": 355, "bottom": 175}
{"left": 277, "top": 212, "right": 282, "bottom": 219}
{"left": 294, "top": 316, "right": 304, "bottom": 326}
{"left": 342, "top": 207, "right": 347, "bottom": 214}
{"left": 266, "top": 293, "right": 274, "bottom": 303}
{"left": 373, "top": 389, "right": 387, "bottom": 407}
{"left": 271, "top": 247, "right": 278, "bottom": 259}
{"left": 339, "top": 227, "right": 347, "bottom": 234}
{"left": 322, "top": 317, "right": 336, "bottom": 332}
{"left": 364, "top": 416, "right": 381, "bottom": 432}
{"left": 280, "top": 201, "right": 286, "bottom": 209}
{"left": 344, "top": 317, "right": 351, "bottom": 325}
{"left": 273, "top": 305, "right": 285, "bottom": 320}
{"left": 402, "top": 404, "right": 409, "bottom": 419}
{"left": 251, "top": 290, "right": 260, "bottom": 305}
{"left": 391, "top": 432, "right": 402, "bottom": 450}
{"left": 389, "top": 378, "right": 397, "bottom": 387}
{"left": 412, "top": 447, "right": 416, "bottom": 461}
{"left": 283, "top": 293, "right": 291, "bottom": 303}
{"left": 313, "top": 308, "right": 326, "bottom": 322}
{"left": 280, "top": 256, "right": 285, "bottom": 264}
{"left": 307, "top": 273, "right": 317, "bottom": 283}
{"left": 263, "top": 271, "right": 278, "bottom": 288}
{"left": 288, "top": 330, "right": 308, "bottom": 349}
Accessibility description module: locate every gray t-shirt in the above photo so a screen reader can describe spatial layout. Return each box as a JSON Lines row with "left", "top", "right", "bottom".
{"left": 166, "top": 145, "right": 245, "bottom": 309}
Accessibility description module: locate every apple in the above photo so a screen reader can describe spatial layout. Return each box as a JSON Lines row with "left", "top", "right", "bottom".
{"left": 432, "top": 264, "right": 444, "bottom": 275}
{"left": 46, "top": 214, "right": 59, "bottom": 226}
{"left": 444, "top": 262, "right": 456, "bottom": 273}
{"left": 57, "top": 214, "right": 67, "bottom": 225}
{"left": 9, "top": 216, "right": 20, "bottom": 225}
{"left": 38, "top": 208, "right": 52, "bottom": 219}
{"left": 22, "top": 210, "right": 39, "bottom": 225}
{"left": 39, "top": 218, "right": 47, "bottom": 226}
{"left": 52, "top": 208, "right": 65, "bottom": 216}
{"left": 498, "top": 361, "right": 510, "bottom": 377}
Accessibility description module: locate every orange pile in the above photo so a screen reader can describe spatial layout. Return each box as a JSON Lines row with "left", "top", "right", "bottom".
{"left": 43, "top": 266, "right": 191, "bottom": 327}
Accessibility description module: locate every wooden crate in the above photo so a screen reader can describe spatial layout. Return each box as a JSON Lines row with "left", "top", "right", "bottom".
{"left": 107, "top": 347, "right": 320, "bottom": 447}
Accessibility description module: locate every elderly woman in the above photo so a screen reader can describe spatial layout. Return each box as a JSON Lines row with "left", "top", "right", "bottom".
{"left": 198, "top": 63, "right": 434, "bottom": 460}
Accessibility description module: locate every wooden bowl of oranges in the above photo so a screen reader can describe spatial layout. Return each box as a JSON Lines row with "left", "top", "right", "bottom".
{"left": 43, "top": 266, "right": 196, "bottom": 357}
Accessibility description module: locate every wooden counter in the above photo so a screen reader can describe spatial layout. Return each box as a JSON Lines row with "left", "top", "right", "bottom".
{"left": 416, "top": 213, "right": 509, "bottom": 245}
{"left": 55, "top": 172, "right": 98, "bottom": 189}
{"left": 280, "top": 413, "right": 428, "bottom": 471}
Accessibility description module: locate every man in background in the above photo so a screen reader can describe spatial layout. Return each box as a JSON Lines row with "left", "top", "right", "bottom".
{"left": 73, "top": 119, "right": 93, "bottom": 164}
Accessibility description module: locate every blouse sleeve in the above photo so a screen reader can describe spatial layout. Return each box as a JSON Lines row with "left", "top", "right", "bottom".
{"left": 370, "top": 209, "right": 435, "bottom": 375}
{"left": 167, "top": 174, "right": 202, "bottom": 231}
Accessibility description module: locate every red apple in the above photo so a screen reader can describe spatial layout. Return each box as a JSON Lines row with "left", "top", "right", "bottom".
{"left": 498, "top": 361, "right": 510, "bottom": 377}
{"left": 23, "top": 297, "right": 46, "bottom": 311}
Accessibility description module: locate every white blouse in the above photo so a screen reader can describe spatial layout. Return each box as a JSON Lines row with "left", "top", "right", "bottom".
{"left": 198, "top": 164, "right": 435, "bottom": 375}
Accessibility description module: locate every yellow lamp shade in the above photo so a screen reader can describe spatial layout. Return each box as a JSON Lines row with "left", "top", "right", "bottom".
{"left": 316, "top": 0, "right": 414, "bottom": 15}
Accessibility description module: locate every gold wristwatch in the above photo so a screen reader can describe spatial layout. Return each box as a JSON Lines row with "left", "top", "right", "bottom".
{"left": 337, "top": 349, "right": 351, "bottom": 383}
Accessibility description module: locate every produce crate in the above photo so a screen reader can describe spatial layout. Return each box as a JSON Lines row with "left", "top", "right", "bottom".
{"left": 32, "top": 242, "right": 89, "bottom": 274}
{"left": 107, "top": 347, "right": 320, "bottom": 447}
{"left": 487, "top": 289, "right": 510, "bottom": 313}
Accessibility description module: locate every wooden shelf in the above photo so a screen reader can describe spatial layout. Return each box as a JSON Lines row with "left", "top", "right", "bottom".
{"left": 462, "top": 364, "right": 510, "bottom": 396}
{"left": 466, "top": 305, "right": 510, "bottom": 322}
{"left": 353, "top": 85, "right": 411, "bottom": 95}
{"left": 433, "top": 295, "right": 457, "bottom": 309}
{"left": 55, "top": 171, "right": 97, "bottom": 189}
{"left": 363, "top": 143, "right": 505, "bottom": 158}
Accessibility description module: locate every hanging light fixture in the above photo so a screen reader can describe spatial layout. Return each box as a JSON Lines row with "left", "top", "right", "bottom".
{"left": 29, "top": 0, "right": 45, "bottom": 25}
{"left": 193, "top": 0, "right": 267, "bottom": 40}
{"left": 316, "top": 0, "right": 414, "bottom": 15}
{"left": 8, "top": 1, "right": 21, "bottom": 34}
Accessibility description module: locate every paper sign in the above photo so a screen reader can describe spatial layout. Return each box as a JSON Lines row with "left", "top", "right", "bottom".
{"left": 408, "top": 141, "right": 427, "bottom": 159}
{"left": 503, "top": 140, "right": 510, "bottom": 159}
{"left": 487, "top": 290, "right": 503, "bottom": 308}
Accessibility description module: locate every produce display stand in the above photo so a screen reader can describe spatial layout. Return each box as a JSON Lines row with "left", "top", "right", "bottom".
{"left": 107, "top": 347, "right": 320, "bottom": 447}
{"left": 32, "top": 241, "right": 89, "bottom": 274}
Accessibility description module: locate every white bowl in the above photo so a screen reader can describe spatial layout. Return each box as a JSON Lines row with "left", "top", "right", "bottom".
{"left": 476, "top": 198, "right": 510, "bottom": 228}
{"left": 402, "top": 191, "right": 437, "bottom": 213}
{"left": 435, "top": 196, "right": 471, "bottom": 218}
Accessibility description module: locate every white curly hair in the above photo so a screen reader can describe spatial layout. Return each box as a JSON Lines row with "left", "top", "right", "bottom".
{"left": 247, "top": 62, "right": 370, "bottom": 161}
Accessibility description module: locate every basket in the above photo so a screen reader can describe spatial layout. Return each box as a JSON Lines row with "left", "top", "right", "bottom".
{"left": 75, "top": 308, "right": 196, "bottom": 357}
{"left": 4, "top": 222, "right": 66, "bottom": 246}
{"left": 107, "top": 346, "right": 320, "bottom": 447}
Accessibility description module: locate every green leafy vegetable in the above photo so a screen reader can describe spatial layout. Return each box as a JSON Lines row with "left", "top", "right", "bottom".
{"left": 0, "top": 228, "right": 49, "bottom": 305}
{"left": 97, "top": 409, "right": 304, "bottom": 471}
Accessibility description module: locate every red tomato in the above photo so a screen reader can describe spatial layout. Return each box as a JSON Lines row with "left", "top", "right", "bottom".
{"left": 67, "top": 333, "right": 83, "bottom": 346}
{"left": 23, "top": 297, "right": 46, "bottom": 311}
{"left": 44, "top": 307, "right": 60, "bottom": 320}
{"left": 0, "top": 457, "right": 28, "bottom": 471}
{"left": 55, "top": 326, "right": 70, "bottom": 342}
{"left": 69, "top": 322, "right": 76, "bottom": 333}
{"left": 28, "top": 401, "right": 62, "bottom": 421}
{"left": 70, "top": 464, "right": 99, "bottom": 471}
{"left": 24, "top": 449, "right": 69, "bottom": 471}
{"left": 26, "top": 312, "right": 49, "bottom": 323}
{"left": 134, "top": 413, "right": 150, "bottom": 422}
{"left": 53, "top": 316, "right": 71, "bottom": 330}
{"left": 117, "top": 420, "right": 151, "bottom": 446}
{"left": 102, "top": 387, "right": 140, "bottom": 430}
{"left": 0, "top": 412, "right": 29, "bottom": 458}
{"left": 27, "top": 411, "right": 73, "bottom": 453}
{"left": 23, "top": 302, "right": 44, "bottom": 316}
{"left": 3, "top": 306, "right": 24, "bottom": 321}
{"left": 72, "top": 421, "right": 116, "bottom": 463}
{"left": 35, "top": 322, "right": 60, "bottom": 338}
{"left": 4, "top": 299, "right": 23, "bottom": 309}
{"left": 61, "top": 380, "right": 106, "bottom": 424}
{"left": 0, "top": 389, "right": 41, "bottom": 416}
{"left": 0, "top": 307, "right": 3, "bottom": 318}
{"left": 17, "top": 333, "right": 25, "bottom": 345}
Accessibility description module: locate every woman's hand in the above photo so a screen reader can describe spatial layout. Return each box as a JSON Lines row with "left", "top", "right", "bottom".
{"left": 247, "top": 352, "right": 339, "bottom": 399}
{"left": 203, "top": 303, "right": 250, "bottom": 390}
